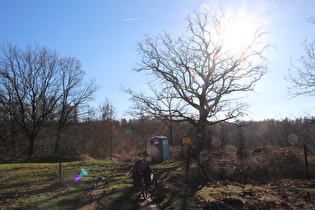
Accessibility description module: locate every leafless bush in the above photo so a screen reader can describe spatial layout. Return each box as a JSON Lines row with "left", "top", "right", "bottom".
{"left": 169, "top": 146, "right": 187, "bottom": 161}
{"left": 240, "top": 147, "right": 306, "bottom": 180}
{"left": 204, "top": 146, "right": 312, "bottom": 182}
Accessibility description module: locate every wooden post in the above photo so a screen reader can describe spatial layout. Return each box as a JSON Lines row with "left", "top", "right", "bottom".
{"left": 304, "top": 144, "right": 310, "bottom": 180}
{"left": 185, "top": 145, "right": 190, "bottom": 183}
{"left": 59, "top": 156, "right": 62, "bottom": 182}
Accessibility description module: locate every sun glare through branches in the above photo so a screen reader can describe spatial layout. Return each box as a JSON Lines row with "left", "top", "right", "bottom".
{"left": 200, "top": 3, "right": 267, "bottom": 59}
{"left": 222, "top": 17, "right": 257, "bottom": 55}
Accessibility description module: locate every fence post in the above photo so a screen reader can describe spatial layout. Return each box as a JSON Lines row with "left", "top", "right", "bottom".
{"left": 59, "top": 156, "right": 62, "bottom": 182}
{"left": 185, "top": 145, "right": 190, "bottom": 183}
{"left": 304, "top": 144, "right": 310, "bottom": 180}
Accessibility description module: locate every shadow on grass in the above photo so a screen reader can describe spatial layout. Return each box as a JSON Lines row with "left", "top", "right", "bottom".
{"left": 31, "top": 188, "right": 85, "bottom": 209}
{"left": 101, "top": 186, "right": 140, "bottom": 210}
{"left": 97, "top": 173, "right": 141, "bottom": 210}
{"left": 2, "top": 160, "right": 201, "bottom": 209}
{"left": 0, "top": 156, "right": 83, "bottom": 164}
{"left": 0, "top": 160, "right": 130, "bottom": 209}
{"left": 1, "top": 173, "right": 91, "bottom": 209}
{"left": 152, "top": 161, "right": 203, "bottom": 209}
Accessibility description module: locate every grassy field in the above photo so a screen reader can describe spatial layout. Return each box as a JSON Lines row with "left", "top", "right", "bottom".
{"left": 1, "top": 159, "right": 315, "bottom": 209}
{"left": 0, "top": 160, "right": 132, "bottom": 209}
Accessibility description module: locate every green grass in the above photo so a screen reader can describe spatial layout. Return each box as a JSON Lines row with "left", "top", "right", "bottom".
{"left": 0, "top": 159, "right": 187, "bottom": 209}
{"left": 1, "top": 159, "right": 315, "bottom": 209}
{"left": 0, "top": 160, "right": 129, "bottom": 209}
{"left": 98, "top": 173, "right": 140, "bottom": 209}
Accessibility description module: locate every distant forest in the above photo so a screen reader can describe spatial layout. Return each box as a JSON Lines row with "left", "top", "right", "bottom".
{"left": 1, "top": 111, "right": 314, "bottom": 159}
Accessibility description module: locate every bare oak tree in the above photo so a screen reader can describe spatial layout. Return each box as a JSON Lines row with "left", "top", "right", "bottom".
{"left": 0, "top": 43, "right": 97, "bottom": 157}
{"left": 130, "top": 10, "right": 270, "bottom": 152}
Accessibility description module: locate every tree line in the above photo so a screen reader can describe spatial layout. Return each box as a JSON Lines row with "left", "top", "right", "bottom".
{"left": 1, "top": 105, "right": 315, "bottom": 159}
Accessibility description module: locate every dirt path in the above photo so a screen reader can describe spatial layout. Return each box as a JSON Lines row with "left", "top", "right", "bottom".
{"left": 140, "top": 196, "right": 160, "bottom": 210}
{"left": 75, "top": 182, "right": 160, "bottom": 210}
{"left": 75, "top": 180, "right": 107, "bottom": 210}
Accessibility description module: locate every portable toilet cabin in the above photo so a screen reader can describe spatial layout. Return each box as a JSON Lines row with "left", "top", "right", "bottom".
{"left": 150, "top": 136, "right": 170, "bottom": 163}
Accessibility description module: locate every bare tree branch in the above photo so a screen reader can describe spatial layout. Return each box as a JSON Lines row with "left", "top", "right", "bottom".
{"left": 287, "top": 18, "right": 315, "bottom": 97}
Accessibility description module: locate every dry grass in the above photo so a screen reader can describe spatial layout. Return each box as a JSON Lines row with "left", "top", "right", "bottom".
{"left": 192, "top": 179, "right": 315, "bottom": 209}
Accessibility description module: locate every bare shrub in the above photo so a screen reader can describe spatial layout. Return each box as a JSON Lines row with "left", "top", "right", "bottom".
{"left": 204, "top": 146, "right": 311, "bottom": 182}
{"left": 169, "top": 146, "right": 186, "bottom": 161}
{"left": 233, "top": 147, "right": 306, "bottom": 181}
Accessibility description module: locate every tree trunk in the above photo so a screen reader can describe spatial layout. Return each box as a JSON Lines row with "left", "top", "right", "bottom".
{"left": 237, "top": 125, "right": 245, "bottom": 160}
{"left": 54, "top": 108, "right": 68, "bottom": 155}
{"left": 169, "top": 120, "right": 174, "bottom": 146}
{"left": 195, "top": 110, "right": 207, "bottom": 153}
{"left": 54, "top": 124, "right": 64, "bottom": 155}
{"left": 10, "top": 131, "right": 16, "bottom": 158}
{"left": 54, "top": 133, "right": 60, "bottom": 155}
{"left": 28, "top": 136, "right": 35, "bottom": 157}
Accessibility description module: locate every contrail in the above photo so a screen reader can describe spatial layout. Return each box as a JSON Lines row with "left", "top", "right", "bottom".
{"left": 123, "top": 18, "right": 142, "bottom": 21}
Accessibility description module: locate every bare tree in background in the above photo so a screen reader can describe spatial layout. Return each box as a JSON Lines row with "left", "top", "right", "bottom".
{"left": 287, "top": 18, "right": 315, "bottom": 97}
{"left": 54, "top": 57, "right": 98, "bottom": 154}
{"left": 129, "top": 9, "right": 270, "bottom": 153}
{"left": 99, "top": 99, "right": 117, "bottom": 158}
{"left": 126, "top": 84, "right": 183, "bottom": 145}
{"left": 0, "top": 43, "right": 97, "bottom": 157}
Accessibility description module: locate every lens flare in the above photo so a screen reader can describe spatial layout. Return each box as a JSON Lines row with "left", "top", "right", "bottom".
{"left": 188, "top": 68, "right": 197, "bottom": 75}
{"left": 200, "top": 4, "right": 210, "bottom": 13}
{"left": 74, "top": 169, "right": 88, "bottom": 182}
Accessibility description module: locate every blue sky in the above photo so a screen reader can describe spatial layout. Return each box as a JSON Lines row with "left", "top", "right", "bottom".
{"left": 0, "top": 0, "right": 314, "bottom": 121}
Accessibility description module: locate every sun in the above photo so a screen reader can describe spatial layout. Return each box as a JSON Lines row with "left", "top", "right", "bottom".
{"left": 221, "top": 16, "right": 258, "bottom": 55}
